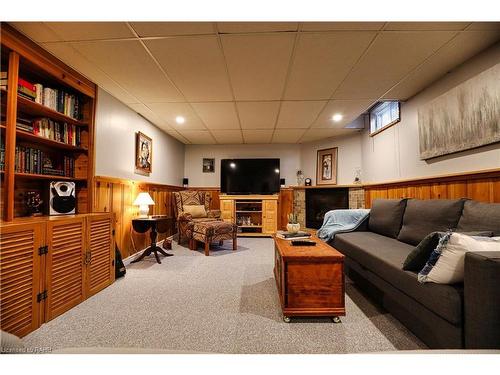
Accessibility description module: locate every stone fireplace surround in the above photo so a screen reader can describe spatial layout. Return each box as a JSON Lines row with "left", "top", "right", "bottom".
{"left": 292, "top": 186, "right": 365, "bottom": 229}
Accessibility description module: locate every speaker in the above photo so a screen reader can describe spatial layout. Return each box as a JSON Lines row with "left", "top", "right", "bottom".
{"left": 183, "top": 178, "right": 189, "bottom": 188}
{"left": 280, "top": 178, "right": 285, "bottom": 187}
{"left": 49, "top": 181, "right": 76, "bottom": 215}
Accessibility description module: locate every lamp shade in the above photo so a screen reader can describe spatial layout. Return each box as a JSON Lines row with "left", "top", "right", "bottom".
{"left": 133, "top": 192, "right": 155, "bottom": 206}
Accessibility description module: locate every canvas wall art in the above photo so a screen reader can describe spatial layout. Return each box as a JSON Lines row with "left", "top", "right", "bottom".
{"left": 418, "top": 63, "right": 500, "bottom": 160}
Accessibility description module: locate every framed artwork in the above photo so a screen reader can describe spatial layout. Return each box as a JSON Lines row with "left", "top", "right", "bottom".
{"left": 202, "top": 158, "right": 215, "bottom": 173}
{"left": 316, "top": 147, "right": 338, "bottom": 185}
{"left": 135, "top": 131, "right": 152, "bottom": 176}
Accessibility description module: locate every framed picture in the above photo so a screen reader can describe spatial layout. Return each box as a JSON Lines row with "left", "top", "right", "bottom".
{"left": 135, "top": 132, "right": 152, "bottom": 176}
{"left": 202, "top": 158, "right": 215, "bottom": 173}
{"left": 316, "top": 147, "right": 338, "bottom": 185}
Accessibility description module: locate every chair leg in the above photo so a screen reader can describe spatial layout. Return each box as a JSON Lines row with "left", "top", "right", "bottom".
{"left": 219, "top": 240, "right": 223, "bottom": 246}
{"left": 233, "top": 233, "right": 237, "bottom": 251}
{"left": 189, "top": 239, "right": 195, "bottom": 250}
{"left": 204, "top": 239, "right": 210, "bottom": 256}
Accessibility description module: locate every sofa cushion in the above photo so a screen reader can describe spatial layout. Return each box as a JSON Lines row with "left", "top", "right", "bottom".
{"left": 456, "top": 200, "right": 500, "bottom": 236}
{"left": 332, "top": 231, "right": 463, "bottom": 325}
{"left": 397, "top": 199, "right": 464, "bottom": 246}
{"left": 368, "top": 199, "right": 407, "bottom": 238}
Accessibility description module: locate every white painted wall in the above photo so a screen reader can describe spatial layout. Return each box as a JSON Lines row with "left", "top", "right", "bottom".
{"left": 183, "top": 144, "right": 301, "bottom": 187}
{"left": 95, "top": 88, "right": 185, "bottom": 185}
{"left": 299, "top": 133, "right": 363, "bottom": 185}
{"left": 361, "top": 43, "right": 500, "bottom": 183}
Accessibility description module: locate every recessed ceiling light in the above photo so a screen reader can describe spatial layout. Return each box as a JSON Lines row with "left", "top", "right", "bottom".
{"left": 175, "top": 116, "right": 185, "bottom": 124}
{"left": 332, "top": 113, "right": 343, "bottom": 122}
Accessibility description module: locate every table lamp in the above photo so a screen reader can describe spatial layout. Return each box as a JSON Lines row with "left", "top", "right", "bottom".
{"left": 133, "top": 192, "right": 155, "bottom": 218}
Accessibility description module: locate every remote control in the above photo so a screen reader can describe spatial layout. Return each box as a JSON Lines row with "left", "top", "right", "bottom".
{"left": 291, "top": 240, "right": 317, "bottom": 246}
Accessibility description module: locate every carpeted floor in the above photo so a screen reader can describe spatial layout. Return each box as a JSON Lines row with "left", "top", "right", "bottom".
{"left": 24, "top": 237, "right": 426, "bottom": 353}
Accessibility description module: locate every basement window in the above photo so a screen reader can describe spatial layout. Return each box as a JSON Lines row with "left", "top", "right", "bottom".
{"left": 369, "top": 101, "right": 401, "bottom": 136}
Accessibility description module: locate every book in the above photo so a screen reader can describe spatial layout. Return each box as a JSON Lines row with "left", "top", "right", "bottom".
{"left": 276, "top": 230, "right": 312, "bottom": 240}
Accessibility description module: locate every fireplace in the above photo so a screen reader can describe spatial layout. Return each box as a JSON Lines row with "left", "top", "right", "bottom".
{"left": 305, "top": 188, "right": 349, "bottom": 229}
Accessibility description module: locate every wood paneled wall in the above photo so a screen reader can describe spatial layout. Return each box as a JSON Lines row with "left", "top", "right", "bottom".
{"left": 93, "top": 176, "right": 182, "bottom": 258}
{"left": 364, "top": 169, "right": 500, "bottom": 208}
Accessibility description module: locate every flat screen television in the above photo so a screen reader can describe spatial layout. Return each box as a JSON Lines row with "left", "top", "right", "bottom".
{"left": 221, "top": 158, "right": 280, "bottom": 195}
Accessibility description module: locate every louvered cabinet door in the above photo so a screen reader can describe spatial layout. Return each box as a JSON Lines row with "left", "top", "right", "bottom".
{"left": 86, "top": 214, "right": 114, "bottom": 298}
{"left": 0, "top": 223, "right": 43, "bottom": 337}
{"left": 45, "top": 217, "right": 86, "bottom": 321}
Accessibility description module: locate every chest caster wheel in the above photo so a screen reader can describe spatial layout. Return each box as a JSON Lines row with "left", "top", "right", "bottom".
{"left": 332, "top": 316, "right": 341, "bottom": 323}
{"left": 283, "top": 316, "right": 291, "bottom": 323}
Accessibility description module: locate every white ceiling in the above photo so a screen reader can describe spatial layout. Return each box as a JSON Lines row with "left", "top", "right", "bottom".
{"left": 10, "top": 22, "right": 500, "bottom": 144}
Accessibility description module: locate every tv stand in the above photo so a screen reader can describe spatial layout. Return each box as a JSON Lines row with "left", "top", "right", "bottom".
{"left": 219, "top": 195, "right": 278, "bottom": 237}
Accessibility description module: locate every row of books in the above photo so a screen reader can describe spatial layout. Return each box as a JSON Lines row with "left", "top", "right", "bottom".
{"left": 14, "top": 145, "right": 75, "bottom": 177}
{"left": 0, "top": 72, "right": 82, "bottom": 120}
{"left": 17, "top": 118, "right": 82, "bottom": 147}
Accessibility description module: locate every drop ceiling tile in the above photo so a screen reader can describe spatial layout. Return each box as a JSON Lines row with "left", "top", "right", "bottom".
{"left": 242, "top": 130, "right": 273, "bottom": 144}
{"left": 221, "top": 34, "right": 295, "bottom": 100}
{"left": 71, "top": 40, "right": 183, "bottom": 102}
{"left": 40, "top": 42, "right": 140, "bottom": 104}
{"left": 384, "top": 22, "right": 470, "bottom": 31}
{"left": 276, "top": 101, "right": 326, "bottom": 128}
{"left": 180, "top": 130, "right": 216, "bottom": 144}
{"left": 236, "top": 102, "right": 280, "bottom": 129}
{"left": 332, "top": 31, "right": 456, "bottom": 99}
{"left": 147, "top": 102, "right": 206, "bottom": 130}
{"left": 212, "top": 130, "right": 243, "bottom": 144}
{"left": 145, "top": 36, "right": 233, "bottom": 101}
{"left": 272, "top": 129, "right": 307, "bottom": 143}
{"left": 383, "top": 30, "right": 500, "bottom": 100}
{"left": 11, "top": 22, "right": 62, "bottom": 43}
{"left": 43, "top": 22, "right": 134, "bottom": 41}
{"left": 129, "top": 22, "right": 216, "bottom": 37}
{"left": 191, "top": 102, "right": 240, "bottom": 129}
{"left": 217, "top": 22, "right": 299, "bottom": 33}
{"left": 127, "top": 103, "right": 173, "bottom": 129}
{"left": 284, "top": 32, "right": 376, "bottom": 99}
{"left": 300, "top": 128, "right": 355, "bottom": 143}
{"left": 165, "top": 129, "right": 190, "bottom": 144}
{"left": 311, "top": 99, "right": 375, "bottom": 128}
{"left": 301, "top": 22, "right": 385, "bottom": 31}
{"left": 465, "top": 22, "right": 500, "bottom": 31}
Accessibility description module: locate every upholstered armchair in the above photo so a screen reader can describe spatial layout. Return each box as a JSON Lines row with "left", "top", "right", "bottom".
{"left": 173, "top": 190, "right": 221, "bottom": 244}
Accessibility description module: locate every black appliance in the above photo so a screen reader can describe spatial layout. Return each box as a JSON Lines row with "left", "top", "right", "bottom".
{"left": 221, "top": 158, "right": 280, "bottom": 195}
{"left": 49, "top": 181, "right": 76, "bottom": 215}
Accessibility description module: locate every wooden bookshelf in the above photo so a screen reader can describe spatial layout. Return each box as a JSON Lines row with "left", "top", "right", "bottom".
{"left": 0, "top": 23, "right": 96, "bottom": 221}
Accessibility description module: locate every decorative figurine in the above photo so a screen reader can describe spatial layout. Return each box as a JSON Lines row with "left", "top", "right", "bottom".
{"left": 25, "top": 191, "right": 43, "bottom": 216}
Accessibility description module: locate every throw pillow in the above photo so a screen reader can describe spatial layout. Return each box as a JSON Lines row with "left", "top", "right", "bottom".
{"left": 403, "top": 231, "right": 493, "bottom": 272}
{"left": 403, "top": 232, "right": 442, "bottom": 271}
{"left": 183, "top": 205, "right": 207, "bottom": 218}
{"left": 418, "top": 232, "right": 500, "bottom": 284}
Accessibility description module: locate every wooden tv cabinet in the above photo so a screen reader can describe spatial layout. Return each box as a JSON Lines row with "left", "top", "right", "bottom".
{"left": 219, "top": 194, "right": 278, "bottom": 237}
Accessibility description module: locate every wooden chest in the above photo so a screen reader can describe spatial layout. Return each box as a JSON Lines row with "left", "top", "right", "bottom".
{"left": 273, "top": 233, "right": 345, "bottom": 322}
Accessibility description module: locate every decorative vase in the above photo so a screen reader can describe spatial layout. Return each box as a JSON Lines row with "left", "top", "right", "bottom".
{"left": 287, "top": 223, "right": 300, "bottom": 233}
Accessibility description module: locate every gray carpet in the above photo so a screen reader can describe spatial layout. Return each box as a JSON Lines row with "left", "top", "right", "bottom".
{"left": 24, "top": 237, "right": 426, "bottom": 353}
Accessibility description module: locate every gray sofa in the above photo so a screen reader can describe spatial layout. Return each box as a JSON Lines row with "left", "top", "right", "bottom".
{"left": 330, "top": 198, "right": 500, "bottom": 349}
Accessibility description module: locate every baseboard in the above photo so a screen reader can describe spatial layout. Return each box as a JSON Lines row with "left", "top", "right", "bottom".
{"left": 123, "top": 235, "right": 175, "bottom": 266}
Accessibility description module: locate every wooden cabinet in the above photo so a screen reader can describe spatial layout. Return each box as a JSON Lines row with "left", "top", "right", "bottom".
{"left": 219, "top": 195, "right": 278, "bottom": 237}
{"left": 220, "top": 199, "right": 234, "bottom": 223}
{"left": 262, "top": 199, "right": 278, "bottom": 234}
{"left": 0, "top": 222, "right": 43, "bottom": 337}
{"left": 0, "top": 213, "right": 114, "bottom": 337}
{"left": 45, "top": 217, "right": 86, "bottom": 321}
{"left": 86, "top": 214, "right": 114, "bottom": 297}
